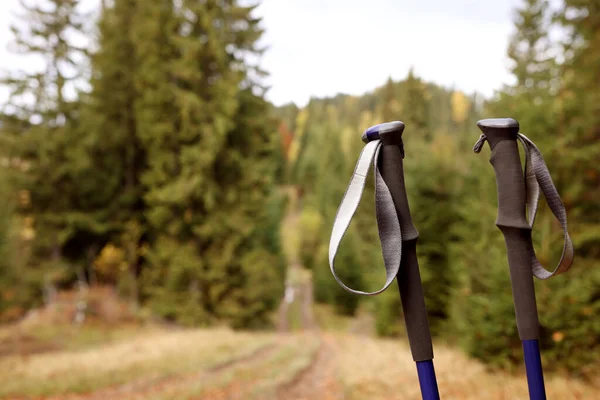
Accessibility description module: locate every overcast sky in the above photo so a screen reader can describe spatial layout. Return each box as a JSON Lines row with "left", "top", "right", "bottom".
{"left": 0, "top": 0, "right": 526, "bottom": 107}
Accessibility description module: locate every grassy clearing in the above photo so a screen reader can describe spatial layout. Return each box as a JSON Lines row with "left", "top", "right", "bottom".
{"left": 0, "top": 322, "right": 149, "bottom": 355}
{"left": 0, "top": 327, "right": 277, "bottom": 398}
{"left": 332, "top": 333, "right": 599, "bottom": 400}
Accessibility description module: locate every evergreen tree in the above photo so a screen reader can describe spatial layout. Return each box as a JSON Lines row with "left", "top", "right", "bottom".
{"left": 0, "top": 172, "right": 32, "bottom": 321}
{"left": 135, "top": 0, "right": 285, "bottom": 327}
{"left": 557, "top": 0, "right": 600, "bottom": 241}
{"left": 380, "top": 76, "right": 400, "bottom": 122}
{"left": 83, "top": 0, "right": 145, "bottom": 304}
{"left": 0, "top": 0, "right": 93, "bottom": 295}
{"left": 407, "top": 135, "right": 459, "bottom": 335}
{"left": 400, "top": 68, "right": 430, "bottom": 140}
{"left": 490, "top": 0, "right": 559, "bottom": 134}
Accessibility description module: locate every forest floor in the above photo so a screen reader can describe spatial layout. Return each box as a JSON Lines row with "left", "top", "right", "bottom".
{"left": 0, "top": 188, "right": 598, "bottom": 399}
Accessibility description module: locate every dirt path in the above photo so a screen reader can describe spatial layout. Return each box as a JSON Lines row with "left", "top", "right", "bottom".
{"left": 272, "top": 185, "right": 345, "bottom": 399}
{"left": 300, "top": 275, "right": 316, "bottom": 331}
{"left": 276, "top": 334, "right": 344, "bottom": 400}
{"left": 274, "top": 267, "right": 345, "bottom": 399}
{"left": 276, "top": 289, "right": 291, "bottom": 332}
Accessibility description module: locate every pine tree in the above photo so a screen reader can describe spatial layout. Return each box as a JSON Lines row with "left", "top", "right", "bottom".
{"left": 2, "top": 0, "right": 88, "bottom": 123}
{"left": 135, "top": 0, "right": 285, "bottom": 327}
{"left": 0, "top": 0, "right": 93, "bottom": 295}
{"left": 0, "top": 173, "right": 22, "bottom": 321}
{"left": 490, "top": 0, "right": 559, "bottom": 135}
{"left": 83, "top": 0, "right": 145, "bottom": 304}
{"left": 400, "top": 68, "right": 430, "bottom": 141}
{"left": 380, "top": 76, "right": 400, "bottom": 122}
{"left": 406, "top": 135, "right": 459, "bottom": 335}
{"left": 557, "top": 0, "right": 600, "bottom": 245}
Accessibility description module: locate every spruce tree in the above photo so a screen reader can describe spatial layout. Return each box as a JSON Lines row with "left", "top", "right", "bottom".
{"left": 1, "top": 0, "right": 93, "bottom": 295}
{"left": 490, "top": 0, "right": 559, "bottom": 135}
{"left": 135, "top": 0, "right": 285, "bottom": 327}
{"left": 557, "top": 0, "right": 600, "bottom": 235}
{"left": 380, "top": 76, "right": 400, "bottom": 122}
{"left": 83, "top": 0, "right": 145, "bottom": 303}
{"left": 400, "top": 68, "right": 430, "bottom": 140}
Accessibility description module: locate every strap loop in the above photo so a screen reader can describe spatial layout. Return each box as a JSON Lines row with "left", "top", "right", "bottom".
{"left": 472, "top": 133, "right": 574, "bottom": 279}
{"left": 517, "top": 133, "right": 574, "bottom": 279}
{"left": 328, "top": 139, "right": 402, "bottom": 295}
{"left": 473, "top": 134, "right": 487, "bottom": 153}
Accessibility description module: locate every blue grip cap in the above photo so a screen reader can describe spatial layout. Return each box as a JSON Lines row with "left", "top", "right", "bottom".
{"left": 362, "top": 121, "right": 405, "bottom": 143}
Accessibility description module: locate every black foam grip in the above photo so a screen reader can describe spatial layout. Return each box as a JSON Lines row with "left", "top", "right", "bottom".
{"left": 490, "top": 140, "right": 531, "bottom": 230}
{"left": 379, "top": 143, "right": 433, "bottom": 361}
{"left": 489, "top": 139, "right": 540, "bottom": 340}
{"left": 380, "top": 141, "right": 419, "bottom": 240}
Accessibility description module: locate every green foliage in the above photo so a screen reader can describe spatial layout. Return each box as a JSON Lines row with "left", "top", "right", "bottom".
{"left": 408, "top": 136, "right": 461, "bottom": 336}
{"left": 0, "top": 0, "right": 285, "bottom": 330}
{"left": 329, "top": 230, "right": 362, "bottom": 316}
{"left": 129, "top": 0, "right": 285, "bottom": 328}
{"left": 0, "top": 0, "right": 96, "bottom": 299}
{"left": 298, "top": 207, "right": 323, "bottom": 271}
{"left": 448, "top": 161, "right": 521, "bottom": 368}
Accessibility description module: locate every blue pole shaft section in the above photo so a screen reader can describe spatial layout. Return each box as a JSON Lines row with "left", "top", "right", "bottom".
{"left": 416, "top": 360, "right": 440, "bottom": 400}
{"left": 523, "top": 340, "right": 547, "bottom": 400}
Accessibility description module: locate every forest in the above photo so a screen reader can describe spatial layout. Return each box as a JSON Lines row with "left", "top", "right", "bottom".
{"left": 0, "top": 0, "right": 598, "bottom": 391}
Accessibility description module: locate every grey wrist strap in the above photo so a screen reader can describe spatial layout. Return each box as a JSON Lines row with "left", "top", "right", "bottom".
{"left": 473, "top": 133, "right": 574, "bottom": 279}
{"left": 328, "top": 139, "right": 402, "bottom": 295}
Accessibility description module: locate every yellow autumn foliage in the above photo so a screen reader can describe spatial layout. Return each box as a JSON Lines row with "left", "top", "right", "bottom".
{"left": 451, "top": 91, "right": 470, "bottom": 124}
{"left": 94, "top": 243, "right": 127, "bottom": 282}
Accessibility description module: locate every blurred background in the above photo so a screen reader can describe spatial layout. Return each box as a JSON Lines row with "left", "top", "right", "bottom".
{"left": 0, "top": 0, "right": 598, "bottom": 399}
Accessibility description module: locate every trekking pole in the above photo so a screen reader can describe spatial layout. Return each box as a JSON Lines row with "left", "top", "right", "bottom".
{"left": 329, "top": 121, "right": 440, "bottom": 400}
{"left": 473, "top": 118, "right": 574, "bottom": 400}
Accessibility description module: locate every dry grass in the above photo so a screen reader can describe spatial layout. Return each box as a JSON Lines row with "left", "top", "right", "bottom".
{"left": 0, "top": 322, "right": 148, "bottom": 358}
{"left": 332, "top": 333, "right": 599, "bottom": 400}
{"left": 0, "top": 327, "right": 277, "bottom": 398}
{"left": 0, "top": 322, "right": 598, "bottom": 399}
